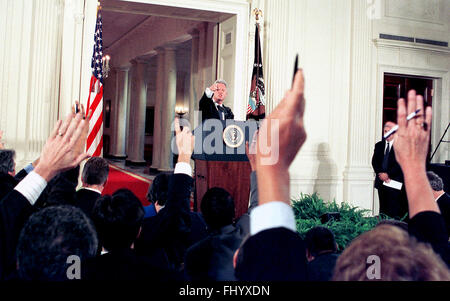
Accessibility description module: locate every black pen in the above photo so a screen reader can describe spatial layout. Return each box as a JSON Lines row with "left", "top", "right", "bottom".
{"left": 383, "top": 109, "right": 421, "bottom": 139}
{"left": 292, "top": 54, "right": 298, "bottom": 85}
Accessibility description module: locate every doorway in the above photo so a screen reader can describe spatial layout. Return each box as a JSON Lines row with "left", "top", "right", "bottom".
{"left": 382, "top": 73, "right": 434, "bottom": 130}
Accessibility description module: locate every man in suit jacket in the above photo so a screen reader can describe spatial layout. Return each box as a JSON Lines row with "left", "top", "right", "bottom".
{"left": 0, "top": 149, "right": 18, "bottom": 200}
{"left": 0, "top": 110, "right": 90, "bottom": 279}
{"left": 427, "top": 171, "right": 450, "bottom": 237}
{"left": 136, "top": 172, "right": 208, "bottom": 270}
{"left": 74, "top": 157, "right": 109, "bottom": 218}
{"left": 83, "top": 189, "right": 182, "bottom": 280}
{"left": 199, "top": 79, "right": 234, "bottom": 122}
{"left": 184, "top": 141, "right": 259, "bottom": 281}
{"left": 371, "top": 122, "right": 407, "bottom": 219}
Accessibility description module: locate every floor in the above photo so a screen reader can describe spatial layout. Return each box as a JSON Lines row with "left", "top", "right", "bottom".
{"left": 105, "top": 158, "right": 158, "bottom": 181}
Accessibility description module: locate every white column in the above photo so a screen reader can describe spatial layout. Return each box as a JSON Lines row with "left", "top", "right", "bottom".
{"left": 0, "top": 0, "right": 63, "bottom": 169}
{"left": 150, "top": 48, "right": 165, "bottom": 170}
{"left": 188, "top": 29, "right": 200, "bottom": 129}
{"left": 342, "top": 0, "right": 376, "bottom": 211}
{"left": 159, "top": 47, "right": 177, "bottom": 171}
{"left": 126, "top": 59, "right": 148, "bottom": 165}
{"left": 111, "top": 67, "right": 129, "bottom": 158}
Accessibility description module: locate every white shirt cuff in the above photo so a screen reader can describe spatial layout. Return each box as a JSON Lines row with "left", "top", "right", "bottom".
{"left": 14, "top": 171, "right": 47, "bottom": 205}
{"left": 174, "top": 162, "right": 192, "bottom": 176}
{"left": 205, "top": 87, "right": 213, "bottom": 98}
{"left": 250, "top": 201, "right": 296, "bottom": 236}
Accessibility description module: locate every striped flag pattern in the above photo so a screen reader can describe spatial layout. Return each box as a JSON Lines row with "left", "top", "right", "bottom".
{"left": 86, "top": 9, "right": 104, "bottom": 157}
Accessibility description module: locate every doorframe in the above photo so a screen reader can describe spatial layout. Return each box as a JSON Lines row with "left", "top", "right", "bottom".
{"left": 78, "top": 0, "right": 250, "bottom": 120}
{"left": 377, "top": 65, "right": 449, "bottom": 161}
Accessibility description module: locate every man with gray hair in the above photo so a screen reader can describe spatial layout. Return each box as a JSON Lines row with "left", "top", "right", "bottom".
{"left": 426, "top": 171, "right": 450, "bottom": 236}
{"left": 199, "top": 79, "right": 234, "bottom": 122}
{"left": 0, "top": 149, "right": 17, "bottom": 200}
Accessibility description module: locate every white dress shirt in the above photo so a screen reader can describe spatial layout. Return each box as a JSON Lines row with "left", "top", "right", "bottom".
{"left": 250, "top": 201, "right": 297, "bottom": 236}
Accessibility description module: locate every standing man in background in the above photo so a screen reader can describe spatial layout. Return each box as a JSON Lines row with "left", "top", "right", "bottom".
{"left": 372, "top": 121, "right": 407, "bottom": 219}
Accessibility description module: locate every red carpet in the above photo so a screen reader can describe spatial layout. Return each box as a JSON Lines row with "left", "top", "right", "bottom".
{"left": 102, "top": 164, "right": 152, "bottom": 206}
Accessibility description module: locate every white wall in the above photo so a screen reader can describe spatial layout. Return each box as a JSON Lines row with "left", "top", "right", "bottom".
{"left": 0, "top": 0, "right": 64, "bottom": 168}
{"left": 1, "top": 0, "right": 448, "bottom": 214}
{"left": 256, "top": 0, "right": 450, "bottom": 214}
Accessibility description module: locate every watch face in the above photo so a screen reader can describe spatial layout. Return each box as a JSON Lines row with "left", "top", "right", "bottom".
{"left": 223, "top": 125, "right": 244, "bottom": 148}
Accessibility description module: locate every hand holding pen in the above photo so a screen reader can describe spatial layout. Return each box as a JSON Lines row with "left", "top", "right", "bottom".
{"left": 393, "top": 90, "right": 432, "bottom": 170}
{"left": 384, "top": 108, "right": 421, "bottom": 139}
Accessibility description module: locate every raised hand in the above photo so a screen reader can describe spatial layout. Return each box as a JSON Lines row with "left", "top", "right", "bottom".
{"left": 394, "top": 90, "right": 437, "bottom": 217}
{"left": 255, "top": 69, "right": 307, "bottom": 205}
{"left": 209, "top": 83, "right": 218, "bottom": 92}
{"left": 34, "top": 112, "right": 90, "bottom": 181}
{"left": 174, "top": 117, "right": 194, "bottom": 164}
{"left": 395, "top": 90, "right": 432, "bottom": 171}
{"left": 245, "top": 131, "right": 258, "bottom": 171}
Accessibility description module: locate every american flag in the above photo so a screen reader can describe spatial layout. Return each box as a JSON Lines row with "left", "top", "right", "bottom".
{"left": 86, "top": 9, "right": 104, "bottom": 157}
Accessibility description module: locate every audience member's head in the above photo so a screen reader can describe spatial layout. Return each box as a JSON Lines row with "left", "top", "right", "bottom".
{"left": 333, "top": 225, "right": 450, "bottom": 281}
{"left": 147, "top": 172, "right": 171, "bottom": 212}
{"left": 426, "top": 171, "right": 445, "bottom": 199}
{"left": 0, "top": 149, "right": 16, "bottom": 176}
{"left": 201, "top": 187, "right": 235, "bottom": 230}
{"left": 376, "top": 219, "right": 408, "bottom": 232}
{"left": 305, "top": 226, "right": 337, "bottom": 262}
{"left": 81, "top": 157, "right": 109, "bottom": 190}
{"left": 16, "top": 205, "right": 98, "bottom": 281}
{"left": 91, "top": 189, "right": 144, "bottom": 251}
{"left": 235, "top": 228, "right": 307, "bottom": 281}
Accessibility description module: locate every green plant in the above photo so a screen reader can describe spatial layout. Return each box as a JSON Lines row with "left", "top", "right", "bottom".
{"left": 292, "top": 193, "right": 388, "bottom": 252}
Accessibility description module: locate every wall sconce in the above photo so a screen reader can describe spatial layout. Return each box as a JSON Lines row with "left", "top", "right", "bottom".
{"left": 175, "top": 106, "right": 188, "bottom": 118}
{"left": 102, "top": 54, "right": 110, "bottom": 79}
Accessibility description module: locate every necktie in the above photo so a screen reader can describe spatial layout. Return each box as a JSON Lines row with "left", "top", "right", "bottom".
{"left": 382, "top": 142, "right": 390, "bottom": 171}
{"left": 217, "top": 105, "right": 225, "bottom": 120}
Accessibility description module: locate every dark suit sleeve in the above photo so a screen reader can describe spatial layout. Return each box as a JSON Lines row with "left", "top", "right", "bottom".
{"left": 235, "top": 172, "right": 258, "bottom": 236}
{"left": 0, "top": 190, "right": 34, "bottom": 279}
{"left": 199, "top": 93, "right": 214, "bottom": 120}
{"left": 14, "top": 169, "right": 29, "bottom": 182}
{"left": 437, "top": 194, "right": 450, "bottom": 236}
{"left": 371, "top": 142, "right": 383, "bottom": 175}
{"left": 408, "top": 211, "right": 450, "bottom": 267}
{"left": 136, "top": 173, "right": 193, "bottom": 249}
{"left": 248, "top": 171, "right": 258, "bottom": 213}
{"left": 225, "top": 106, "right": 234, "bottom": 120}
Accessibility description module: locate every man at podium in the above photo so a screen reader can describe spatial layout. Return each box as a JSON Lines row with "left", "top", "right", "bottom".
{"left": 199, "top": 80, "right": 234, "bottom": 122}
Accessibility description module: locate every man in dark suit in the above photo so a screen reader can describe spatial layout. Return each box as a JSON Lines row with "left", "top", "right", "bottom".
{"left": 184, "top": 141, "right": 259, "bottom": 281}
{"left": 199, "top": 80, "right": 234, "bottom": 122}
{"left": 74, "top": 156, "right": 109, "bottom": 217}
{"left": 0, "top": 149, "right": 18, "bottom": 200}
{"left": 83, "top": 189, "right": 182, "bottom": 280}
{"left": 371, "top": 121, "right": 406, "bottom": 219}
{"left": 84, "top": 118, "right": 194, "bottom": 280}
{"left": 0, "top": 110, "right": 91, "bottom": 279}
{"left": 136, "top": 172, "right": 208, "bottom": 270}
{"left": 427, "top": 171, "right": 450, "bottom": 237}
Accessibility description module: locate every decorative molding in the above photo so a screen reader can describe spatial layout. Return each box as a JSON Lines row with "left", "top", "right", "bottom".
{"left": 374, "top": 38, "right": 450, "bottom": 54}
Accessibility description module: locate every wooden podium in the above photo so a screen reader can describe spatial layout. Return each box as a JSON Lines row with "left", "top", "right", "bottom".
{"left": 192, "top": 119, "right": 258, "bottom": 219}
